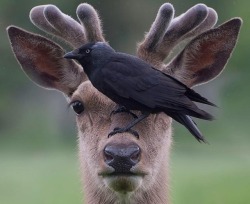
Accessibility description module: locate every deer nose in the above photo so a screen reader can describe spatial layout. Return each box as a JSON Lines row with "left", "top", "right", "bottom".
{"left": 104, "top": 143, "right": 141, "bottom": 174}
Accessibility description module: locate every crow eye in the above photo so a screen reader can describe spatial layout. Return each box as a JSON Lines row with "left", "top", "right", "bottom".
{"left": 70, "top": 101, "right": 85, "bottom": 115}
{"left": 85, "top": 49, "right": 91, "bottom": 54}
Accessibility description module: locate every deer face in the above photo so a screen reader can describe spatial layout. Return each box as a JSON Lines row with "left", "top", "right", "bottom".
{"left": 7, "top": 2, "right": 241, "bottom": 202}
{"left": 71, "top": 81, "right": 172, "bottom": 193}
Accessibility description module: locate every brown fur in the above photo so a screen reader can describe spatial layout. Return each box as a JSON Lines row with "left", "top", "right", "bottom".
{"left": 7, "top": 3, "right": 241, "bottom": 203}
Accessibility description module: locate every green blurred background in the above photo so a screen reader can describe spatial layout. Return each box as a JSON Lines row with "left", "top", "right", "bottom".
{"left": 0, "top": 0, "right": 249, "bottom": 203}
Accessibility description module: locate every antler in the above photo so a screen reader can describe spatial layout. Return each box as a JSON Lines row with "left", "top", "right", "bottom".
{"left": 30, "top": 3, "right": 105, "bottom": 48}
{"left": 137, "top": 3, "right": 241, "bottom": 88}
{"left": 138, "top": 3, "right": 217, "bottom": 68}
{"left": 7, "top": 3, "right": 105, "bottom": 95}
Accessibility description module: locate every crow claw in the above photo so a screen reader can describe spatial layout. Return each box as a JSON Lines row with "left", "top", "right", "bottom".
{"left": 108, "top": 127, "right": 139, "bottom": 139}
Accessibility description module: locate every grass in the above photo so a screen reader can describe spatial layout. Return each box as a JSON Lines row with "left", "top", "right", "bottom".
{"left": 0, "top": 142, "right": 249, "bottom": 204}
{"left": 0, "top": 148, "right": 82, "bottom": 204}
{"left": 171, "top": 146, "right": 250, "bottom": 204}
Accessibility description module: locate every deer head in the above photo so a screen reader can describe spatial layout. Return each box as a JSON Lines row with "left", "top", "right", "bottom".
{"left": 7, "top": 3, "right": 241, "bottom": 203}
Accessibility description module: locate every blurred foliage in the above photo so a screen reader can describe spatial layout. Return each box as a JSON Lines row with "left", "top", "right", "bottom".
{"left": 0, "top": 0, "right": 249, "bottom": 203}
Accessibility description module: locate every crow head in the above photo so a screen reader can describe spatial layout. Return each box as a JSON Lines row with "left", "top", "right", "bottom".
{"left": 64, "top": 42, "right": 95, "bottom": 62}
{"left": 64, "top": 42, "right": 115, "bottom": 73}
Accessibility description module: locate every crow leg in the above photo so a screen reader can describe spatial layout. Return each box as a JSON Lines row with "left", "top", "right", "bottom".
{"left": 110, "top": 105, "right": 138, "bottom": 119}
{"left": 108, "top": 112, "right": 150, "bottom": 138}
{"left": 123, "top": 112, "right": 150, "bottom": 130}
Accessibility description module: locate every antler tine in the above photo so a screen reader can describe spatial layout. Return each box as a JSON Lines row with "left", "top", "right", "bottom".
{"left": 77, "top": 3, "right": 105, "bottom": 42}
{"left": 138, "top": 3, "right": 174, "bottom": 52}
{"left": 137, "top": 3, "right": 174, "bottom": 67}
{"left": 30, "top": 5, "right": 86, "bottom": 48}
{"left": 30, "top": 6, "right": 60, "bottom": 37}
{"left": 158, "top": 4, "right": 209, "bottom": 60}
{"left": 182, "top": 7, "right": 218, "bottom": 39}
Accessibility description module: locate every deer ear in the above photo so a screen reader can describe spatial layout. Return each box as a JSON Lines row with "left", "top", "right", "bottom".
{"left": 166, "top": 18, "right": 242, "bottom": 87}
{"left": 7, "top": 26, "right": 85, "bottom": 95}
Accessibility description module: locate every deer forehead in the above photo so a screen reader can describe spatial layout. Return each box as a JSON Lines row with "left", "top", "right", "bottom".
{"left": 71, "top": 81, "right": 172, "bottom": 133}
{"left": 72, "top": 80, "right": 115, "bottom": 112}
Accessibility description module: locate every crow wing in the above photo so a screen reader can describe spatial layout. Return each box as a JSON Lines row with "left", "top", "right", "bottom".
{"left": 101, "top": 53, "right": 196, "bottom": 112}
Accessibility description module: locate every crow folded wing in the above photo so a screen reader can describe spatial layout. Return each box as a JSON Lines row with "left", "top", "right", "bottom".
{"left": 102, "top": 60, "right": 194, "bottom": 111}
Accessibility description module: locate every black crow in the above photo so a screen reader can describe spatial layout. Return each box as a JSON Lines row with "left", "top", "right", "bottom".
{"left": 64, "top": 42, "right": 215, "bottom": 142}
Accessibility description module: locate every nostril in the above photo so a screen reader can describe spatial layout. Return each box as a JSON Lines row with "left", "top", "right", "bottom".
{"left": 104, "top": 149, "right": 114, "bottom": 164}
{"left": 130, "top": 147, "right": 141, "bottom": 164}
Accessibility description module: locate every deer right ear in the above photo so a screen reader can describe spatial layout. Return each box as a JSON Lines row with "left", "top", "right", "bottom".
{"left": 7, "top": 26, "right": 85, "bottom": 95}
{"left": 165, "top": 18, "right": 242, "bottom": 87}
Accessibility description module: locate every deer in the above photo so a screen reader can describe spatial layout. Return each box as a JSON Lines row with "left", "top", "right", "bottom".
{"left": 7, "top": 3, "right": 241, "bottom": 204}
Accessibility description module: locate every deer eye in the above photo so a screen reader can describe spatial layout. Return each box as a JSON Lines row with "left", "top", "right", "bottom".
{"left": 70, "top": 101, "right": 85, "bottom": 115}
{"left": 85, "top": 49, "right": 91, "bottom": 54}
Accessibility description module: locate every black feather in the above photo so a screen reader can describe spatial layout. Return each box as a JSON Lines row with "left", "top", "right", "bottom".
{"left": 185, "top": 88, "right": 217, "bottom": 107}
{"left": 167, "top": 113, "right": 208, "bottom": 143}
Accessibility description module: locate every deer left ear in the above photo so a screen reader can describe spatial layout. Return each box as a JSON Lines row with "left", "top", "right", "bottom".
{"left": 165, "top": 18, "right": 242, "bottom": 87}
{"left": 7, "top": 26, "right": 85, "bottom": 96}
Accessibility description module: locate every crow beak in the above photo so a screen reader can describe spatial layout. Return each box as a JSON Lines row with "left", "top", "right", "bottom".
{"left": 63, "top": 50, "right": 80, "bottom": 60}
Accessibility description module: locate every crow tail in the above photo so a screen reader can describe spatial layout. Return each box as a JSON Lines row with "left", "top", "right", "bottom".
{"left": 189, "top": 109, "right": 215, "bottom": 121}
{"left": 168, "top": 113, "right": 208, "bottom": 143}
{"left": 185, "top": 88, "right": 217, "bottom": 107}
